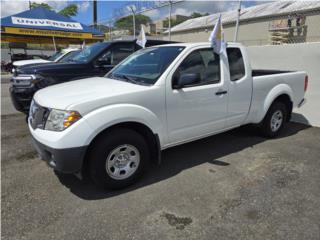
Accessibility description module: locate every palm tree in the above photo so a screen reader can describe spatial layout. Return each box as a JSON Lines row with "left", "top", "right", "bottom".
{"left": 30, "top": 2, "right": 78, "bottom": 18}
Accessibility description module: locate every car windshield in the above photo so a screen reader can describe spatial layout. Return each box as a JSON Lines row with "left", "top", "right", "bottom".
{"left": 59, "top": 50, "right": 81, "bottom": 63}
{"left": 48, "top": 51, "right": 64, "bottom": 61}
{"left": 106, "top": 46, "right": 185, "bottom": 85}
{"left": 68, "top": 42, "right": 110, "bottom": 63}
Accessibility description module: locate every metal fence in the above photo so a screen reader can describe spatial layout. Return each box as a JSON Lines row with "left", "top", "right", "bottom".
{"left": 96, "top": 1, "right": 320, "bottom": 46}
{"left": 96, "top": 0, "right": 187, "bottom": 41}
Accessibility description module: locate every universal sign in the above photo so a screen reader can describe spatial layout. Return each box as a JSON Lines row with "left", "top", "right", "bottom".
{"left": 11, "top": 17, "right": 83, "bottom": 30}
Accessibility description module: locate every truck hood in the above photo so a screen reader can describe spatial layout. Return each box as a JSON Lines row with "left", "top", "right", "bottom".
{"left": 17, "top": 62, "right": 84, "bottom": 75}
{"left": 34, "top": 77, "right": 150, "bottom": 113}
{"left": 13, "top": 59, "right": 51, "bottom": 67}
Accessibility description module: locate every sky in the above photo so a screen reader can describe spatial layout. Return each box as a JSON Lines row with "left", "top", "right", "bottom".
{"left": 1, "top": 0, "right": 267, "bottom": 25}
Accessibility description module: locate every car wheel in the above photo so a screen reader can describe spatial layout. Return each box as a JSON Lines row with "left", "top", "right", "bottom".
{"left": 89, "top": 128, "right": 150, "bottom": 189}
{"left": 260, "top": 101, "right": 287, "bottom": 138}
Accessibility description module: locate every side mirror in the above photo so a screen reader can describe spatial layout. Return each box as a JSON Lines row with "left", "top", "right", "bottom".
{"left": 173, "top": 73, "right": 201, "bottom": 89}
{"left": 95, "top": 58, "right": 111, "bottom": 67}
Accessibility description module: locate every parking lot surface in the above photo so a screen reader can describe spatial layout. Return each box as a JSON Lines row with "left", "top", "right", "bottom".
{"left": 2, "top": 113, "right": 320, "bottom": 240}
{"left": 1, "top": 80, "right": 19, "bottom": 116}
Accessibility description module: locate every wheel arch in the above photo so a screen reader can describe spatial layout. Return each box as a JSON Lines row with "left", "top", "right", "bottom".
{"left": 271, "top": 94, "right": 293, "bottom": 122}
{"left": 262, "top": 84, "right": 293, "bottom": 122}
{"left": 82, "top": 121, "right": 161, "bottom": 176}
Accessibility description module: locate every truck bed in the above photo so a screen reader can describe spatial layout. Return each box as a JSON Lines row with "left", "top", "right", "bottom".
{"left": 249, "top": 69, "right": 306, "bottom": 124}
{"left": 252, "top": 69, "right": 293, "bottom": 77}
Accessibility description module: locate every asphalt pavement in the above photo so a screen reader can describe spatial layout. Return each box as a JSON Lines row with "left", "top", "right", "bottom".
{"left": 2, "top": 113, "right": 320, "bottom": 240}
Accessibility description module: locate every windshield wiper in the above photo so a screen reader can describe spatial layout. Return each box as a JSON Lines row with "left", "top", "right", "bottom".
{"left": 111, "top": 74, "right": 150, "bottom": 86}
{"left": 108, "top": 73, "right": 123, "bottom": 81}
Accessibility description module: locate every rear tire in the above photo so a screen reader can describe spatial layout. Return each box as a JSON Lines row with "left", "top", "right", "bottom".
{"left": 89, "top": 128, "right": 150, "bottom": 190}
{"left": 260, "top": 101, "right": 287, "bottom": 138}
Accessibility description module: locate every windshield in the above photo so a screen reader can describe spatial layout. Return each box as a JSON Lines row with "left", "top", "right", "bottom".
{"left": 48, "top": 51, "right": 64, "bottom": 61}
{"left": 68, "top": 42, "right": 110, "bottom": 63}
{"left": 59, "top": 50, "right": 81, "bottom": 62}
{"left": 107, "top": 46, "right": 185, "bottom": 85}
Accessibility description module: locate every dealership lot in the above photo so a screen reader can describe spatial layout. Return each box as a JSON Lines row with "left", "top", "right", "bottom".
{"left": 2, "top": 0, "right": 320, "bottom": 238}
{"left": 2, "top": 108, "right": 320, "bottom": 239}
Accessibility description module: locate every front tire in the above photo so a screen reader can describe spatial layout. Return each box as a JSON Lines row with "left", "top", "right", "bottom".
{"left": 89, "top": 128, "right": 150, "bottom": 190}
{"left": 260, "top": 101, "right": 287, "bottom": 138}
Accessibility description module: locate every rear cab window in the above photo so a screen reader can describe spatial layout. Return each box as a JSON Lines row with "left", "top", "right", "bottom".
{"left": 99, "top": 43, "right": 135, "bottom": 66}
{"left": 227, "top": 47, "right": 245, "bottom": 81}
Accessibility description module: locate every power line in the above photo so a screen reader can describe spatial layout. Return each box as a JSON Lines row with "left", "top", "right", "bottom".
{"left": 98, "top": 0, "right": 184, "bottom": 25}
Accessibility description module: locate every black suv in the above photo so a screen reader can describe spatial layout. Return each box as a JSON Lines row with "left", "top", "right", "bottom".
{"left": 10, "top": 40, "right": 176, "bottom": 114}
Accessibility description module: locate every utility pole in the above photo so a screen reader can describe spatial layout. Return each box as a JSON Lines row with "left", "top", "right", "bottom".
{"left": 234, "top": 0, "right": 241, "bottom": 42}
{"left": 133, "top": 11, "right": 136, "bottom": 39}
{"left": 93, "top": 0, "right": 97, "bottom": 28}
{"left": 52, "top": 36, "right": 57, "bottom": 52}
{"left": 128, "top": 6, "right": 136, "bottom": 39}
{"left": 109, "top": 21, "right": 112, "bottom": 40}
{"left": 168, "top": 0, "right": 172, "bottom": 40}
{"left": 29, "top": 0, "right": 32, "bottom": 10}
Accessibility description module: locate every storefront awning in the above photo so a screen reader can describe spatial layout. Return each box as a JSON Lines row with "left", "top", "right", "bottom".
{"left": 1, "top": 7, "right": 104, "bottom": 44}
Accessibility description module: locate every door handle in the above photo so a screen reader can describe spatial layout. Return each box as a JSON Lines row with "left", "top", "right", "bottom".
{"left": 215, "top": 90, "right": 228, "bottom": 96}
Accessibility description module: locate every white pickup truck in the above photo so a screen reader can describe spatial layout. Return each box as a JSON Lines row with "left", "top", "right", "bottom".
{"left": 28, "top": 42, "right": 307, "bottom": 189}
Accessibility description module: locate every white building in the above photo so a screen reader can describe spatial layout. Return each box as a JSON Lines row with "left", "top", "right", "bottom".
{"left": 164, "top": 1, "right": 320, "bottom": 45}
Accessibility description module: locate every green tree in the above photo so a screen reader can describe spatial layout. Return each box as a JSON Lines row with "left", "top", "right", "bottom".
{"left": 190, "top": 12, "right": 209, "bottom": 18}
{"left": 115, "top": 14, "right": 151, "bottom": 34}
{"left": 30, "top": 2, "right": 78, "bottom": 18}
{"left": 30, "top": 2, "right": 52, "bottom": 10}
{"left": 58, "top": 4, "right": 78, "bottom": 18}
{"left": 163, "top": 12, "right": 210, "bottom": 28}
{"left": 163, "top": 18, "right": 186, "bottom": 28}
{"left": 190, "top": 12, "right": 202, "bottom": 18}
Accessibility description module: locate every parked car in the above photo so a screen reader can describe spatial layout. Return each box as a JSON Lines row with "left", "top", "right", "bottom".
{"left": 28, "top": 42, "right": 307, "bottom": 189}
{"left": 4, "top": 42, "right": 50, "bottom": 73}
{"left": 10, "top": 40, "right": 176, "bottom": 114}
{"left": 11, "top": 48, "right": 79, "bottom": 73}
{"left": 3, "top": 54, "right": 50, "bottom": 73}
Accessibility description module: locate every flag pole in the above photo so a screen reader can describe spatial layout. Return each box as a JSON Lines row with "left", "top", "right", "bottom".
{"left": 52, "top": 36, "right": 57, "bottom": 52}
{"left": 168, "top": 0, "right": 172, "bottom": 41}
{"left": 234, "top": 0, "right": 241, "bottom": 42}
{"left": 128, "top": 6, "right": 136, "bottom": 39}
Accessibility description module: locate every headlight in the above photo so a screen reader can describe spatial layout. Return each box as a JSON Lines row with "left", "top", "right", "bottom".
{"left": 45, "top": 109, "right": 82, "bottom": 131}
{"left": 12, "top": 74, "right": 39, "bottom": 86}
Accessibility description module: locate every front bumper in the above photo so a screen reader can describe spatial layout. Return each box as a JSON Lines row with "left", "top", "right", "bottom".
{"left": 10, "top": 86, "right": 34, "bottom": 114}
{"left": 32, "top": 137, "right": 87, "bottom": 173}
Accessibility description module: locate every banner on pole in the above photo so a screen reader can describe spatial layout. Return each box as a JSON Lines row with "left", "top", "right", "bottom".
{"left": 136, "top": 25, "right": 147, "bottom": 48}
{"left": 208, "top": 14, "right": 226, "bottom": 54}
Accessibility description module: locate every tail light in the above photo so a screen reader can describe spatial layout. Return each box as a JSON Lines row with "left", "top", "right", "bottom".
{"left": 304, "top": 75, "right": 308, "bottom": 92}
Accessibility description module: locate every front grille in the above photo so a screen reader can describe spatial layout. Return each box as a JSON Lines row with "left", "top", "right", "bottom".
{"left": 12, "top": 75, "right": 34, "bottom": 88}
{"left": 29, "top": 101, "right": 49, "bottom": 129}
{"left": 13, "top": 90, "right": 32, "bottom": 100}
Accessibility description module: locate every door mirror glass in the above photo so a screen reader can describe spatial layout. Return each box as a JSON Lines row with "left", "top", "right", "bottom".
{"left": 173, "top": 73, "right": 201, "bottom": 89}
{"left": 95, "top": 58, "right": 111, "bottom": 67}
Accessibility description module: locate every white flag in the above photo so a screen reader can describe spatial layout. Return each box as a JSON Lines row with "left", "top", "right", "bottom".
{"left": 136, "top": 25, "right": 147, "bottom": 48}
{"left": 208, "top": 14, "right": 226, "bottom": 54}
